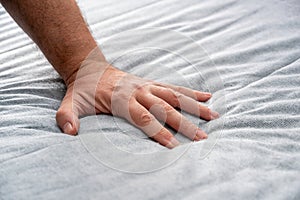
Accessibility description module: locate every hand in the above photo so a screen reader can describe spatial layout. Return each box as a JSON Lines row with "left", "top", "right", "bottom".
{"left": 1, "top": 0, "right": 218, "bottom": 148}
{"left": 56, "top": 49, "right": 219, "bottom": 149}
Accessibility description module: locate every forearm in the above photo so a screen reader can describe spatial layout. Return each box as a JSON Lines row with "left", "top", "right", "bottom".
{"left": 0, "top": 0, "right": 104, "bottom": 85}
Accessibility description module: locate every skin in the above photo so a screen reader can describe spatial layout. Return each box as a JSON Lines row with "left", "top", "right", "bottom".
{"left": 0, "top": 0, "right": 219, "bottom": 149}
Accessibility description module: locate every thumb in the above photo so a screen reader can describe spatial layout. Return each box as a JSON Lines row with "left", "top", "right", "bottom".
{"left": 56, "top": 91, "right": 80, "bottom": 135}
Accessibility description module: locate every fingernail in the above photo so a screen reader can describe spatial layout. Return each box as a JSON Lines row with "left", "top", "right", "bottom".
{"left": 166, "top": 137, "right": 180, "bottom": 149}
{"left": 203, "top": 92, "right": 212, "bottom": 97}
{"left": 210, "top": 111, "right": 219, "bottom": 119}
{"left": 63, "top": 122, "right": 73, "bottom": 134}
{"left": 196, "top": 129, "right": 208, "bottom": 140}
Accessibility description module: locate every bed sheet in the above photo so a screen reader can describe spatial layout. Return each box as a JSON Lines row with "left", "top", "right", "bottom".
{"left": 0, "top": 0, "right": 300, "bottom": 199}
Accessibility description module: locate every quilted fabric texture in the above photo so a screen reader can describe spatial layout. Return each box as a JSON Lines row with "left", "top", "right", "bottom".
{"left": 0, "top": 0, "right": 299, "bottom": 199}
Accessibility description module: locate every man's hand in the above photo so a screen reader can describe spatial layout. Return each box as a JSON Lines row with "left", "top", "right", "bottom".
{"left": 1, "top": 0, "right": 219, "bottom": 149}
{"left": 56, "top": 48, "right": 219, "bottom": 149}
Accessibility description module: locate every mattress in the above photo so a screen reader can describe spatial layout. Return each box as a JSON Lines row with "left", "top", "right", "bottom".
{"left": 0, "top": 0, "right": 300, "bottom": 199}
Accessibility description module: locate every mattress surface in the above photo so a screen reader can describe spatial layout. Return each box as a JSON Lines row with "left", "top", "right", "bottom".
{"left": 0, "top": 0, "right": 300, "bottom": 199}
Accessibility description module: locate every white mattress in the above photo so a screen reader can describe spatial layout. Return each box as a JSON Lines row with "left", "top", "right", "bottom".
{"left": 0, "top": 0, "right": 300, "bottom": 199}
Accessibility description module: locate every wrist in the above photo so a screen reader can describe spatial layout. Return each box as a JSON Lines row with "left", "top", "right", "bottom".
{"left": 62, "top": 46, "right": 107, "bottom": 87}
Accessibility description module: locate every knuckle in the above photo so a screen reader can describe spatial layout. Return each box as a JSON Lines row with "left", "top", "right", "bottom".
{"left": 135, "top": 82, "right": 151, "bottom": 93}
{"left": 161, "top": 102, "right": 175, "bottom": 115}
{"left": 152, "top": 128, "right": 173, "bottom": 141}
{"left": 170, "top": 91, "right": 180, "bottom": 107}
{"left": 135, "top": 85, "right": 145, "bottom": 93}
{"left": 140, "top": 112, "right": 154, "bottom": 126}
{"left": 164, "top": 88, "right": 179, "bottom": 105}
{"left": 175, "top": 86, "right": 184, "bottom": 93}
